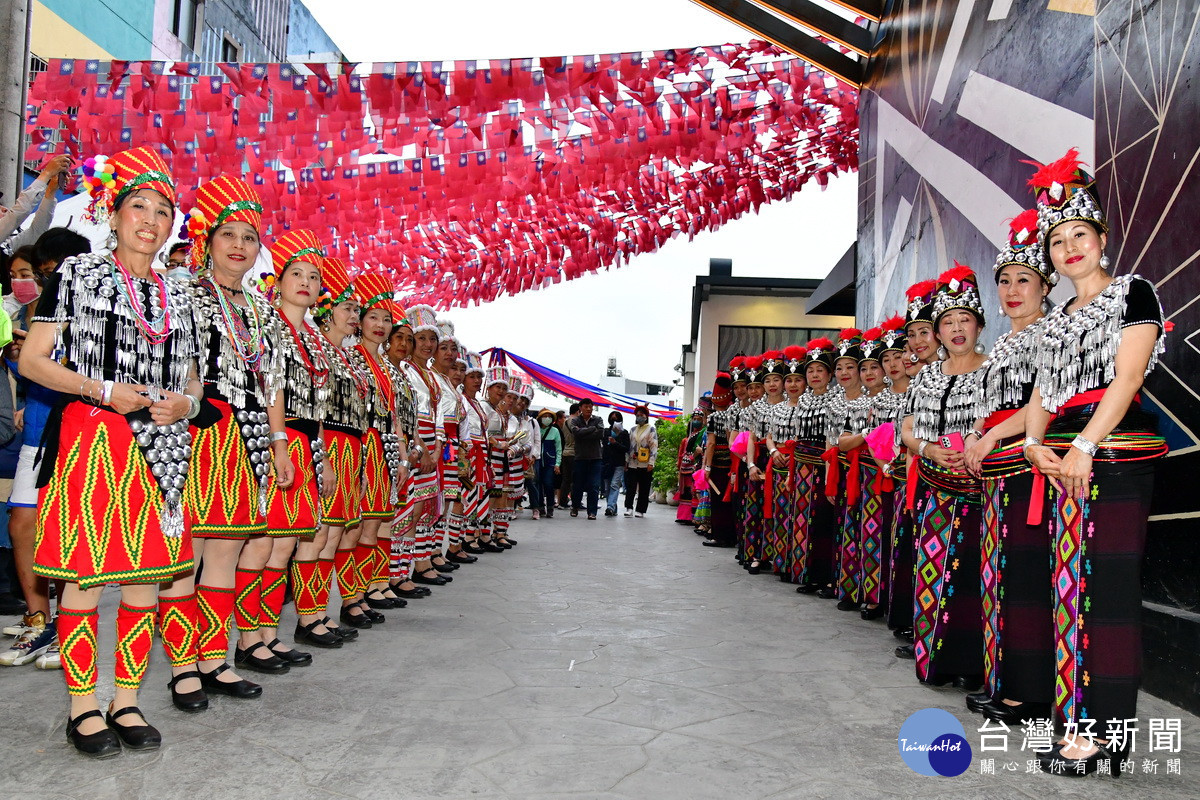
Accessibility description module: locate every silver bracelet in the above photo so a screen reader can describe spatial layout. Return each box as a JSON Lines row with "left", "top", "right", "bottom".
{"left": 1071, "top": 435, "right": 1098, "bottom": 457}
{"left": 100, "top": 380, "right": 114, "bottom": 405}
{"left": 1021, "top": 436, "right": 1042, "bottom": 452}
{"left": 270, "top": 431, "right": 289, "bottom": 443}
{"left": 917, "top": 440, "right": 928, "bottom": 458}
{"left": 186, "top": 395, "right": 201, "bottom": 420}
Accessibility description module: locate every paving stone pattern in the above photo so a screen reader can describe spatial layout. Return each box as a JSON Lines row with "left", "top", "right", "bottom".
{"left": 2, "top": 509, "right": 1197, "bottom": 799}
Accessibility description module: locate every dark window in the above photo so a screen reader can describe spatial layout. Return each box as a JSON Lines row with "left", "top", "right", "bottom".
{"left": 716, "top": 325, "right": 841, "bottom": 371}
{"left": 221, "top": 37, "right": 242, "bottom": 63}
{"left": 171, "top": 0, "right": 200, "bottom": 49}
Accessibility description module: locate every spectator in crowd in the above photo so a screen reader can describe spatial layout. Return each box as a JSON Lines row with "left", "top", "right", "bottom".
{"left": 0, "top": 155, "right": 70, "bottom": 254}
{"left": 535, "top": 409, "right": 562, "bottom": 518}
{"left": 566, "top": 398, "right": 604, "bottom": 519}
{"left": 2, "top": 245, "right": 40, "bottom": 329}
{"left": 557, "top": 402, "right": 579, "bottom": 508}
{"left": 601, "top": 411, "right": 630, "bottom": 517}
{"left": 624, "top": 404, "right": 658, "bottom": 518}
{"left": 164, "top": 242, "right": 191, "bottom": 279}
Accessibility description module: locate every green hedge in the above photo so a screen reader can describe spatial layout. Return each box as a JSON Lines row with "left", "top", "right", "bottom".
{"left": 652, "top": 418, "right": 688, "bottom": 495}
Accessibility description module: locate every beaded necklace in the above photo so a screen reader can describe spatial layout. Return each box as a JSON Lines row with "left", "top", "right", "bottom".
{"left": 356, "top": 344, "right": 395, "bottom": 419}
{"left": 325, "top": 336, "right": 371, "bottom": 400}
{"left": 111, "top": 255, "right": 171, "bottom": 344}
{"left": 280, "top": 313, "right": 330, "bottom": 387}
{"left": 201, "top": 277, "right": 263, "bottom": 369}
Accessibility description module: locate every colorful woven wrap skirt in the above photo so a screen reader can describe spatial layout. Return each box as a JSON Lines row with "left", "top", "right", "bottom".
{"left": 34, "top": 402, "right": 193, "bottom": 588}
{"left": 1043, "top": 399, "right": 1166, "bottom": 726}
{"left": 740, "top": 458, "right": 765, "bottom": 564}
{"left": 321, "top": 423, "right": 363, "bottom": 528}
{"left": 761, "top": 460, "right": 792, "bottom": 573}
{"left": 185, "top": 396, "right": 268, "bottom": 539}
{"left": 706, "top": 442, "right": 735, "bottom": 547}
{"left": 359, "top": 426, "right": 394, "bottom": 521}
{"left": 885, "top": 471, "right": 915, "bottom": 632}
{"left": 856, "top": 461, "right": 893, "bottom": 606}
{"left": 409, "top": 417, "right": 439, "bottom": 503}
{"left": 912, "top": 460, "right": 983, "bottom": 683}
{"left": 783, "top": 442, "right": 823, "bottom": 584}
{"left": 979, "top": 434, "right": 1054, "bottom": 704}
{"left": 264, "top": 418, "right": 321, "bottom": 538}
{"left": 835, "top": 452, "right": 862, "bottom": 602}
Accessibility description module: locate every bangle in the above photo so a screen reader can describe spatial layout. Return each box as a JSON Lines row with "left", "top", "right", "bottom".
{"left": 270, "top": 431, "right": 289, "bottom": 443}
{"left": 965, "top": 429, "right": 983, "bottom": 441}
{"left": 1022, "top": 436, "right": 1042, "bottom": 452}
{"left": 1071, "top": 435, "right": 1098, "bottom": 457}
{"left": 100, "top": 380, "right": 114, "bottom": 405}
{"left": 186, "top": 395, "right": 201, "bottom": 420}
{"left": 917, "top": 440, "right": 928, "bottom": 457}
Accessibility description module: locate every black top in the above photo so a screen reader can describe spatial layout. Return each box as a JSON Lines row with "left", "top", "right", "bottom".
{"left": 602, "top": 426, "right": 631, "bottom": 466}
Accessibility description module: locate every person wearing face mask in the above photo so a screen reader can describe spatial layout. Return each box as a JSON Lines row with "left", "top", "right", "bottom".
{"left": 675, "top": 410, "right": 707, "bottom": 526}
{"left": 163, "top": 242, "right": 191, "bottom": 280}
{"left": 623, "top": 404, "right": 658, "bottom": 518}
{"left": 535, "top": 409, "right": 561, "bottom": 518}
{"left": 601, "top": 410, "right": 630, "bottom": 517}
{"left": 3, "top": 245, "right": 42, "bottom": 328}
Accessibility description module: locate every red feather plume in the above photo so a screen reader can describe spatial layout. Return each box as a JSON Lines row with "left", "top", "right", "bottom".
{"left": 783, "top": 344, "right": 807, "bottom": 361}
{"left": 806, "top": 337, "right": 834, "bottom": 351}
{"left": 838, "top": 327, "right": 862, "bottom": 341}
{"left": 729, "top": 356, "right": 745, "bottom": 369}
{"left": 744, "top": 355, "right": 764, "bottom": 369}
{"left": 880, "top": 315, "right": 905, "bottom": 332}
{"left": 905, "top": 280, "right": 936, "bottom": 302}
{"left": 1023, "top": 147, "right": 1083, "bottom": 190}
{"left": 940, "top": 262, "right": 975, "bottom": 284}
{"left": 861, "top": 327, "right": 884, "bottom": 342}
{"left": 763, "top": 349, "right": 784, "bottom": 360}
{"left": 1008, "top": 209, "right": 1040, "bottom": 244}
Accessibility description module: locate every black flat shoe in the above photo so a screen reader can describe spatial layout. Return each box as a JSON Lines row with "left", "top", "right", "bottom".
{"left": 339, "top": 606, "right": 373, "bottom": 629}
{"left": 105, "top": 706, "right": 161, "bottom": 751}
{"left": 413, "top": 571, "right": 449, "bottom": 586}
{"left": 1038, "top": 740, "right": 1127, "bottom": 778}
{"left": 701, "top": 539, "right": 731, "bottom": 547}
{"left": 795, "top": 583, "right": 820, "bottom": 594}
{"left": 815, "top": 586, "right": 838, "bottom": 599}
{"left": 747, "top": 561, "right": 762, "bottom": 575}
{"left": 266, "top": 638, "right": 313, "bottom": 666}
{"left": 320, "top": 617, "right": 359, "bottom": 640}
{"left": 382, "top": 595, "right": 408, "bottom": 608}
{"left": 860, "top": 605, "right": 885, "bottom": 621}
{"left": 447, "top": 551, "right": 477, "bottom": 564}
{"left": 893, "top": 627, "right": 914, "bottom": 640}
{"left": 392, "top": 584, "right": 430, "bottom": 598}
{"left": 463, "top": 543, "right": 487, "bottom": 555}
{"left": 894, "top": 644, "right": 915, "bottom": 660}
{"left": 479, "top": 541, "right": 505, "bottom": 553}
{"left": 492, "top": 539, "right": 513, "bottom": 550}
{"left": 952, "top": 674, "right": 983, "bottom": 692}
{"left": 965, "top": 691, "right": 993, "bottom": 713}
{"left": 199, "top": 663, "right": 263, "bottom": 698}
{"left": 432, "top": 561, "right": 457, "bottom": 573}
{"left": 294, "top": 619, "right": 344, "bottom": 649}
{"left": 235, "top": 641, "right": 291, "bottom": 674}
{"left": 835, "top": 599, "right": 858, "bottom": 612}
{"left": 167, "top": 670, "right": 209, "bottom": 713}
{"left": 365, "top": 590, "right": 396, "bottom": 609}
{"left": 66, "top": 710, "right": 122, "bottom": 759}
{"left": 500, "top": 536, "right": 518, "bottom": 545}
{"left": 356, "top": 602, "right": 386, "bottom": 624}
{"left": 984, "top": 700, "right": 1051, "bottom": 724}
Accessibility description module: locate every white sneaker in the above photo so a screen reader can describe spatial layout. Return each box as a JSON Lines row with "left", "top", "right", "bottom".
{"left": 634, "top": 512, "right": 645, "bottom": 518}
{"left": 0, "top": 618, "right": 54, "bottom": 666}
{"left": 624, "top": 510, "right": 633, "bottom": 517}
{"left": 35, "top": 641, "right": 61, "bottom": 670}
{"left": 2, "top": 621, "right": 31, "bottom": 637}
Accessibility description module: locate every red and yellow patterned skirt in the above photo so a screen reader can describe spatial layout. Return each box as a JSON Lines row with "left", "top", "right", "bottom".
{"left": 322, "top": 424, "right": 363, "bottom": 528}
{"left": 34, "top": 402, "right": 193, "bottom": 588}
{"left": 185, "top": 398, "right": 268, "bottom": 539}
{"left": 264, "top": 418, "right": 321, "bottom": 538}
{"left": 359, "top": 426, "right": 393, "bottom": 521}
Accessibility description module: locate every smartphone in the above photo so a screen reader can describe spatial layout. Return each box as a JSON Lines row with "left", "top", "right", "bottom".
{"left": 939, "top": 432, "right": 965, "bottom": 452}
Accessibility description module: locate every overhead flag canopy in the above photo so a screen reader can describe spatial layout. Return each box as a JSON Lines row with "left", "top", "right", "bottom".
{"left": 25, "top": 41, "right": 858, "bottom": 308}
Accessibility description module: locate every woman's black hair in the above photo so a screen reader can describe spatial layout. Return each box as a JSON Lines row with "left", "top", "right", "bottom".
{"left": 608, "top": 410, "right": 623, "bottom": 423}
{"left": 33, "top": 227, "right": 90, "bottom": 270}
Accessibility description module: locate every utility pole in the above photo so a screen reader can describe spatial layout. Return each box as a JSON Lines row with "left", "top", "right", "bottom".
{"left": 0, "top": 0, "right": 32, "bottom": 206}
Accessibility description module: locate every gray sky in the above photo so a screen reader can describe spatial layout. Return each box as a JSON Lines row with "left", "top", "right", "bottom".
{"left": 302, "top": 0, "right": 857, "bottom": 390}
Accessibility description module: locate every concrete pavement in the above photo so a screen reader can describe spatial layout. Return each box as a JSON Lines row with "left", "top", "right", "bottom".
{"left": 2, "top": 507, "right": 1197, "bottom": 799}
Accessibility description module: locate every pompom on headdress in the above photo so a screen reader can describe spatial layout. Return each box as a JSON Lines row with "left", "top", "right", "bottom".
{"left": 80, "top": 146, "right": 176, "bottom": 224}
{"left": 761, "top": 350, "right": 786, "bottom": 379}
{"left": 743, "top": 355, "right": 766, "bottom": 384}
{"left": 994, "top": 208, "right": 1054, "bottom": 285}
{"left": 728, "top": 354, "right": 748, "bottom": 385}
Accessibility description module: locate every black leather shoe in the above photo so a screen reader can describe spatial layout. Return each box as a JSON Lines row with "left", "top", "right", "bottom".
{"left": 432, "top": 561, "right": 457, "bottom": 573}
{"left": 266, "top": 638, "right": 313, "bottom": 666}
{"left": 383, "top": 595, "right": 408, "bottom": 608}
{"left": 860, "top": 605, "right": 886, "bottom": 620}
{"left": 294, "top": 619, "right": 344, "bottom": 649}
{"left": 492, "top": 539, "right": 513, "bottom": 550}
{"left": 167, "top": 670, "right": 209, "bottom": 713}
{"left": 320, "top": 617, "right": 358, "bottom": 640}
{"left": 747, "top": 561, "right": 762, "bottom": 575}
{"left": 66, "top": 710, "right": 122, "bottom": 759}
{"left": 815, "top": 586, "right": 838, "bottom": 599}
{"left": 919, "top": 674, "right": 954, "bottom": 687}
{"left": 393, "top": 584, "right": 430, "bottom": 598}
{"left": 199, "top": 663, "right": 263, "bottom": 698}
{"left": 894, "top": 644, "right": 915, "bottom": 660}
{"left": 365, "top": 590, "right": 395, "bottom": 609}
{"left": 893, "top": 627, "right": 914, "bottom": 640}
{"left": 795, "top": 583, "right": 820, "bottom": 594}
{"left": 105, "top": 706, "right": 161, "bottom": 750}
{"left": 1037, "top": 740, "right": 1127, "bottom": 778}
{"left": 965, "top": 691, "right": 993, "bottom": 713}
{"left": 952, "top": 674, "right": 984, "bottom": 692}
{"left": 499, "top": 536, "right": 518, "bottom": 545}
{"left": 984, "top": 700, "right": 1051, "bottom": 724}
{"left": 412, "top": 571, "right": 448, "bottom": 586}
{"left": 463, "top": 543, "right": 487, "bottom": 555}
{"left": 447, "top": 551, "right": 477, "bottom": 564}
{"left": 235, "top": 642, "right": 291, "bottom": 674}
{"left": 356, "top": 601, "right": 386, "bottom": 624}
{"left": 339, "top": 606, "right": 373, "bottom": 629}
{"left": 835, "top": 599, "right": 858, "bottom": 612}
{"left": 479, "top": 541, "right": 505, "bottom": 553}
{"left": 702, "top": 539, "right": 732, "bottom": 547}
